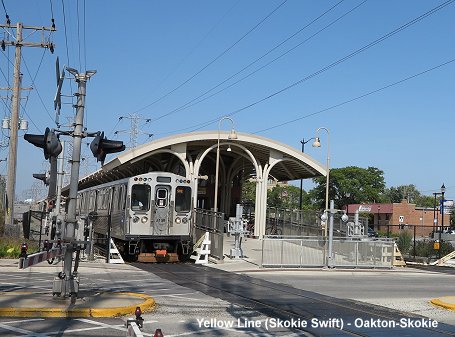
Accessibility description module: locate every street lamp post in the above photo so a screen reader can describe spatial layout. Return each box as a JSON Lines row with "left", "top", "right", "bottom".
{"left": 299, "top": 138, "right": 315, "bottom": 210}
{"left": 214, "top": 116, "right": 237, "bottom": 213}
{"left": 439, "top": 183, "right": 446, "bottom": 259}
{"left": 312, "top": 127, "right": 330, "bottom": 238}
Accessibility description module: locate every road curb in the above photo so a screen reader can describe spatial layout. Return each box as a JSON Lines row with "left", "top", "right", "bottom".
{"left": 429, "top": 297, "right": 455, "bottom": 311}
{"left": 0, "top": 292, "right": 156, "bottom": 318}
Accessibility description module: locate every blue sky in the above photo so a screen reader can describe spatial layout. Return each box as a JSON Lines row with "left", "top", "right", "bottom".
{"left": 1, "top": 0, "right": 454, "bottom": 201}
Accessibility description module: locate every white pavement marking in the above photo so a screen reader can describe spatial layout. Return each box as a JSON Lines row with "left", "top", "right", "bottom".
{"left": 76, "top": 318, "right": 128, "bottom": 333}
{"left": 153, "top": 292, "right": 197, "bottom": 298}
{"left": 1, "top": 286, "right": 24, "bottom": 292}
{"left": 44, "top": 324, "right": 125, "bottom": 335}
{"left": 1, "top": 318, "right": 44, "bottom": 325}
{"left": 0, "top": 322, "right": 49, "bottom": 337}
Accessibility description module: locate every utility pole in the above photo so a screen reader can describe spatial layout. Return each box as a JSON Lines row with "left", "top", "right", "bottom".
{"left": 60, "top": 68, "right": 96, "bottom": 301}
{"left": 115, "top": 113, "right": 152, "bottom": 149}
{"left": 1, "top": 22, "right": 55, "bottom": 230}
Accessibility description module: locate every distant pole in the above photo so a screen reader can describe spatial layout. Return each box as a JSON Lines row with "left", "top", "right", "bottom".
{"left": 299, "top": 138, "right": 314, "bottom": 210}
{"left": 439, "top": 184, "right": 445, "bottom": 259}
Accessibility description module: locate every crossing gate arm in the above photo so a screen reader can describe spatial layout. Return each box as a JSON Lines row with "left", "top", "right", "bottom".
{"left": 127, "top": 322, "right": 143, "bottom": 337}
{"left": 19, "top": 246, "right": 66, "bottom": 269}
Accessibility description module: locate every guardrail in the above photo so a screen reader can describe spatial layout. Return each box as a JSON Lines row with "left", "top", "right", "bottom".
{"left": 262, "top": 236, "right": 394, "bottom": 268}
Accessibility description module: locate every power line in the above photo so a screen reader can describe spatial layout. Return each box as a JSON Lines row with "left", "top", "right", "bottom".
{"left": 150, "top": 0, "right": 364, "bottom": 124}
{"left": 253, "top": 58, "right": 455, "bottom": 134}
{"left": 1, "top": 0, "right": 10, "bottom": 24}
{"left": 21, "top": 51, "right": 54, "bottom": 125}
{"left": 133, "top": 0, "right": 241, "bottom": 111}
{"left": 130, "top": 0, "right": 289, "bottom": 115}
{"left": 83, "top": 0, "right": 86, "bottom": 71}
{"left": 157, "top": 0, "right": 455, "bottom": 135}
{"left": 156, "top": 58, "right": 455, "bottom": 137}
{"left": 49, "top": 0, "right": 55, "bottom": 28}
{"left": 76, "top": 0, "right": 82, "bottom": 71}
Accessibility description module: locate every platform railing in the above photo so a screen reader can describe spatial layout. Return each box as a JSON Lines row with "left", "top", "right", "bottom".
{"left": 261, "top": 236, "right": 395, "bottom": 268}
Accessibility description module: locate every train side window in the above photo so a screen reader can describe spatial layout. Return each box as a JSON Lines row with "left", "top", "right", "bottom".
{"left": 131, "top": 184, "right": 151, "bottom": 211}
{"left": 175, "top": 186, "right": 191, "bottom": 212}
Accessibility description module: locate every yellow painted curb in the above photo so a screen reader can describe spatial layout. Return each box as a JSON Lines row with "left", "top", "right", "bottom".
{"left": 0, "top": 292, "right": 156, "bottom": 318}
{"left": 430, "top": 298, "right": 455, "bottom": 311}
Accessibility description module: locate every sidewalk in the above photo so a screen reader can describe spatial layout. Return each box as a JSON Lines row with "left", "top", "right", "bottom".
{"left": 0, "top": 258, "right": 155, "bottom": 318}
{"left": 207, "top": 235, "right": 263, "bottom": 272}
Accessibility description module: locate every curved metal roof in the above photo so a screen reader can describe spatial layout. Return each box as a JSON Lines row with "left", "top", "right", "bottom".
{"left": 76, "top": 131, "right": 326, "bottom": 190}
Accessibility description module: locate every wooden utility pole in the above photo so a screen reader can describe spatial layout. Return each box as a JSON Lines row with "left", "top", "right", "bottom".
{"left": 1, "top": 22, "right": 55, "bottom": 231}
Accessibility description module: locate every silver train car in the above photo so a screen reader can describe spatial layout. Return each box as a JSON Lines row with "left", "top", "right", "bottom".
{"left": 77, "top": 172, "right": 194, "bottom": 262}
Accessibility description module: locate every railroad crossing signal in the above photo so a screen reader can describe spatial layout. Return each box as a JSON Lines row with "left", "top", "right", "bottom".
{"left": 33, "top": 172, "right": 50, "bottom": 185}
{"left": 24, "top": 127, "right": 62, "bottom": 159}
{"left": 90, "top": 131, "right": 125, "bottom": 164}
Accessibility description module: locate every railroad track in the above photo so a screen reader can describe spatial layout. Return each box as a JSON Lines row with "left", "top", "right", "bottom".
{"left": 132, "top": 262, "right": 455, "bottom": 337}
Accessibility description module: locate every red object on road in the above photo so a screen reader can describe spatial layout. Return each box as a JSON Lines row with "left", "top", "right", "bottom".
{"left": 154, "top": 328, "right": 164, "bottom": 337}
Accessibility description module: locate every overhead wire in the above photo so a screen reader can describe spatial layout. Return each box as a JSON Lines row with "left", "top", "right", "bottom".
{"left": 61, "top": 0, "right": 75, "bottom": 107}
{"left": 83, "top": 0, "right": 86, "bottom": 71}
{"left": 156, "top": 0, "right": 455, "bottom": 135}
{"left": 76, "top": 0, "right": 82, "bottom": 71}
{"left": 150, "top": 0, "right": 363, "bottom": 124}
{"left": 133, "top": 0, "right": 241, "bottom": 110}
{"left": 130, "top": 0, "right": 289, "bottom": 115}
{"left": 1, "top": 0, "right": 10, "bottom": 24}
{"left": 49, "top": 0, "right": 55, "bottom": 28}
{"left": 157, "top": 57, "right": 455, "bottom": 136}
{"left": 21, "top": 51, "right": 55, "bottom": 126}
{"left": 253, "top": 58, "right": 455, "bottom": 134}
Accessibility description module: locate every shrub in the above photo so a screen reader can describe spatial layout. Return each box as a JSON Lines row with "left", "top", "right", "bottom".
{"left": 396, "top": 230, "right": 413, "bottom": 254}
{"left": 411, "top": 239, "right": 454, "bottom": 258}
{"left": 0, "top": 237, "right": 38, "bottom": 258}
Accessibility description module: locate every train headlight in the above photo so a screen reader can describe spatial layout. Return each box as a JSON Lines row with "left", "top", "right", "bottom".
{"left": 175, "top": 217, "right": 181, "bottom": 224}
{"left": 133, "top": 216, "right": 139, "bottom": 223}
{"left": 141, "top": 216, "right": 148, "bottom": 223}
{"left": 182, "top": 217, "right": 188, "bottom": 224}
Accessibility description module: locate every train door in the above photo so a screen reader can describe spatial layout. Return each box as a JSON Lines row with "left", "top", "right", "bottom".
{"left": 152, "top": 185, "right": 171, "bottom": 235}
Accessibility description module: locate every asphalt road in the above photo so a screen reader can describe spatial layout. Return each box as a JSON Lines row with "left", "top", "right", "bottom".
{"left": 243, "top": 266, "right": 455, "bottom": 325}
{"left": 1, "top": 261, "right": 455, "bottom": 336}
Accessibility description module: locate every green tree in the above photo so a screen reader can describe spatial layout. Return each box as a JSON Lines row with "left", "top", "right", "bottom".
{"left": 241, "top": 180, "right": 256, "bottom": 205}
{"left": 309, "top": 166, "right": 386, "bottom": 210}
{"left": 267, "top": 184, "right": 303, "bottom": 210}
{"left": 383, "top": 184, "right": 435, "bottom": 207}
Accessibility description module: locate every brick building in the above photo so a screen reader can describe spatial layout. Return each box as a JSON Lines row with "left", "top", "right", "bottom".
{"left": 345, "top": 199, "right": 450, "bottom": 237}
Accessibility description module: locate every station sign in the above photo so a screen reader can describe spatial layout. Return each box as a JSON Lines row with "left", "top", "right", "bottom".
{"left": 358, "top": 205, "right": 372, "bottom": 212}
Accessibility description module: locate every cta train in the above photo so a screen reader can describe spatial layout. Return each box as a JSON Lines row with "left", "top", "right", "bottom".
{"left": 76, "top": 172, "right": 194, "bottom": 262}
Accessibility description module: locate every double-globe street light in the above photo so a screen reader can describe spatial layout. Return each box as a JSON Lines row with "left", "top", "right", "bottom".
{"left": 214, "top": 116, "right": 237, "bottom": 213}
{"left": 312, "top": 127, "right": 330, "bottom": 238}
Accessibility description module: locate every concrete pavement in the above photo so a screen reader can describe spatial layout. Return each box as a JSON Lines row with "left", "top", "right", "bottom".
{"left": 0, "top": 258, "right": 155, "bottom": 318}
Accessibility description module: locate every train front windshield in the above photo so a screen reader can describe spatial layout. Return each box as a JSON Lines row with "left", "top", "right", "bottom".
{"left": 131, "top": 184, "right": 151, "bottom": 211}
{"left": 175, "top": 186, "right": 191, "bottom": 212}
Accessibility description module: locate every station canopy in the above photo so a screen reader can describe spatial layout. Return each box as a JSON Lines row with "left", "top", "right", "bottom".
{"left": 77, "top": 131, "right": 326, "bottom": 190}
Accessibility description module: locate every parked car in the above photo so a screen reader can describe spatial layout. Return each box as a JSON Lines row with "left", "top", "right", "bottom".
{"left": 367, "top": 227, "right": 379, "bottom": 238}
